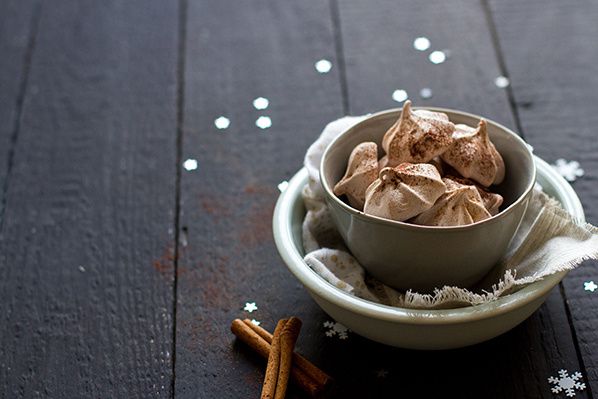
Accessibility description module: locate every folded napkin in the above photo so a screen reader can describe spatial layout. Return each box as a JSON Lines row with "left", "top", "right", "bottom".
{"left": 302, "top": 117, "right": 598, "bottom": 309}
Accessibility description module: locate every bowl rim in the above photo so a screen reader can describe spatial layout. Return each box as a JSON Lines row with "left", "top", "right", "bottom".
{"left": 319, "top": 107, "right": 537, "bottom": 231}
{"left": 273, "top": 156, "right": 582, "bottom": 325}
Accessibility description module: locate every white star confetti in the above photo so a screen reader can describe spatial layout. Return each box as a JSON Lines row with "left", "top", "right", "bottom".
{"left": 253, "top": 97, "right": 269, "bottom": 110}
{"left": 278, "top": 180, "right": 289, "bottom": 192}
{"left": 183, "top": 159, "right": 198, "bottom": 171}
{"left": 429, "top": 50, "right": 446, "bottom": 64}
{"left": 392, "top": 89, "right": 408, "bottom": 103}
{"left": 315, "top": 59, "right": 332, "bottom": 74}
{"left": 552, "top": 159, "right": 585, "bottom": 182}
{"left": 413, "top": 37, "right": 430, "bottom": 51}
{"left": 250, "top": 319, "right": 261, "bottom": 326}
{"left": 214, "top": 116, "right": 230, "bottom": 130}
{"left": 584, "top": 281, "right": 597, "bottom": 292}
{"left": 494, "top": 75, "right": 510, "bottom": 88}
{"left": 548, "top": 369, "right": 586, "bottom": 397}
{"left": 419, "top": 87, "right": 433, "bottom": 99}
{"left": 256, "top": 116, "right": 272, "bottom": 130}
{"left": 243, "top": 302, "right": 258, "bottom": 313}
{"left": 323, "top": 320, "right": 349, "bottom": 340}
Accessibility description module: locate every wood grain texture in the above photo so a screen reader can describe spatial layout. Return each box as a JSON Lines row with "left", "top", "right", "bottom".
{"left": 175, "top": 1, "right": 343, "bottom": 397}
{"left": 488, "top": 0, "right": 598, "bottom": 394}
{"left": 0, "top": 1, "right": 179, "bottom": 397}
{"left": 0, "top": 0, "right": 39, "bottom": 226}
{"left": 323, "top": 1, "right": 588, "bottom": 397}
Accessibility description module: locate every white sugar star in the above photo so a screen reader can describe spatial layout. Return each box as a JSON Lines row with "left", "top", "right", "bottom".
{"left": 243, "top": 302, "right": 258, "bottom": 313}
{"left": 584, "top": 281, "right": 597, "bottom": 292}
{"left": 250, "top": 319, "right": 260, "bottom": 326}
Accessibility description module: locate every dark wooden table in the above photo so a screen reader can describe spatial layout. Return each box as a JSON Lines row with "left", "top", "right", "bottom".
{"left": 1, "top": 1, "right": 596, "bottom": 398}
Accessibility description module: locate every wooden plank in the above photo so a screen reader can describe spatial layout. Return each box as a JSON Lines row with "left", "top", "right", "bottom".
{"left": 0, "top": 1, "right": 179, "bottom": 397}
{"left": 327, "top": 0, "right": 588, "bottom": 397}
{"left": 0, "top": 0, "right": 40, "bottom": 226}
{"left": 488, "top": 0, "right": 598, "bottom": 395}
{"left": 175, "top": 0, "right": 343, "bottom": 397}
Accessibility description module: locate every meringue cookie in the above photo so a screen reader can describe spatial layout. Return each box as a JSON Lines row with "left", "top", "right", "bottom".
{"left": 364, "top": 163, "right": 446, "bottom": 222}
{"left": 447, "top": 175, "right": 504, "bottom": 215}
{"left": 381, "top": 100, "right": 455, "bottom": 167}
{"left": 440, "top": 119, "right": 505, "bottom": 187}
{"left": 333, "top": 142, "right": 379, "bottom": 210}
{"left": 412, "top": 178, "right": 491, "bottom": 226}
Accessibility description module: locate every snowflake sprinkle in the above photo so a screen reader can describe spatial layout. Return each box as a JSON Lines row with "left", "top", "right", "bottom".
{"left": 548, "top": 369, "right": 586, "bottom": 397}
{"left": 323, "top": 321, "right": 349, "bottom": 340}
{"left": 243, "top": 302, "right": 258, "bottom": 313}
{"left": 584, "top": 281, "right": 597, "bottom": 292}
{"left": 552, "top": 159, "right": 584, "bottom": 182}
{"left": 250, "top": 319, "right": 261, "bottom": 326}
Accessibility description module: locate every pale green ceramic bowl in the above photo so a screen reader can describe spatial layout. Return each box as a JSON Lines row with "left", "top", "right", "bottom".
{"left": 272, "top": 158, "right": 582, "bottom": 349}
{"left": 320, "top": 108, "right": 536, "bottom": 292}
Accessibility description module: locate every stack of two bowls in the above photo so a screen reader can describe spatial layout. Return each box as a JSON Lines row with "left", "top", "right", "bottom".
{"left": 273, "top": 108, "right": 584, "bottom": 350}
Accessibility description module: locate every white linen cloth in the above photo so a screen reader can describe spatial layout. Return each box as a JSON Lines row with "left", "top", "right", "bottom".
{"left": 302, "top": 117, "right": 598, "bottom": 309}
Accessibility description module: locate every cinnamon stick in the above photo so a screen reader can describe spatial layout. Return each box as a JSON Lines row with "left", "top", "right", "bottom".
{"left": 261, "top": 319, "right": 286, "bottom": 399}
{"left": 242, "top": 319, "right": 331, "bottom": 391}
{"left": 274, "top": 317, "right": 302, "bottom": 399}
{"left": 230, "top": 319, "right": 330, "bottom": 397}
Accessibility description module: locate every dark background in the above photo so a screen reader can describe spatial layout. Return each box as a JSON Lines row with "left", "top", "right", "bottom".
{"left": 0, "top": 0, "right": 596, "bottom": 398}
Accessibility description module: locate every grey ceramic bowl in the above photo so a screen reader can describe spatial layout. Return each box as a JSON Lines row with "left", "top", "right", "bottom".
{"left": 273, "top": 158, "right": 581, "bottom": 349}
{"left": 320, "top": 108, "right": 536, "bottom": 292}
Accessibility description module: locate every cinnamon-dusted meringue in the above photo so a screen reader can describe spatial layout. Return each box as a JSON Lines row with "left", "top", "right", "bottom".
{"left": 333, "top": 142, "right": 379, "bottom": 210}
{"left": 364, "top": 163, "right": 446, "bottom": 222}
{"left": 440, "top": 119, "right": 505, "bottom": 187}
{"left": 381, "top": 100, "right": 455, "bottom": 167}
{"left": 412, "top": 178, "right": 491, "bottom": 226}
{"left": 448, "top": 176, "right": 504, "bottom": 215}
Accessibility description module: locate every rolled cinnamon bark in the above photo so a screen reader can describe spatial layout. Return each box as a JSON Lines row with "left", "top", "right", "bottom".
{"left": 261, "top": 319, "right": 286, "bottom": 399}
{"left": 274, "top": 317, "right": 302, "bottom": 399}
{"left": 230, "top": 319, "right": 330, "bottom": 397}
{"left": 242, "top": 319, "right": 331, "bottom": 391}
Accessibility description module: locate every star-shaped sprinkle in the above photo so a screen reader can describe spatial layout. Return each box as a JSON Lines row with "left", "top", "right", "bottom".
{"left": 429, "top": 50, "right": 446, "bottom": 64}
{"left": 584, "top": 281, "right": 597, "bottom": 292}
{"left": 392, "top": 89, "right": 408, "bottom": 103}
{"left": 494, "top": 75, "right": 510, "bottom": 88}
{"left": 315, "top": 59, "right": 332, "bottom": 74}
{"left": 419, "top": 87, "right": 433, "bottom": 99}
{"left": 214, "top": 116, "right": 230, "bottom": 130}
{"left": 256, "top": 116, "right": 272, "bottom": 129}
{"left": 277, "top": 180, "right": 289, "bottom": 192}
{"left": 413, "top": 37, "right": 430, "bottom": 51}
{"left": 244, "top": 302, "right": 258, "bottom": 313}
{"left": 250, "top": 319, "right": 261, "bottom": 326}
{"left": 183, "top": 159, "right": 198, "bottom": 171}
{"left": 253, "top": 97, "right": 269, "bottom": 110}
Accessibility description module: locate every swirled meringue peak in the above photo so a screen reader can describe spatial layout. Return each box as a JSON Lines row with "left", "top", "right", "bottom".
{"left": 440, "top": 119, "right": 505, "bottom": 187}
{"left": 447, "top": 175, "right": 504, "bottom": 215}
{"left": 381, "top": 100, "right": 455, "bottom": 167}
{"left": 364, "top": 163, "right": 446, "bottom": 222}
{"left": 333, "top": 142, "right": 379, "bottom": 210}
{"left": 412, "top": 177, "right": 491, "bottom": 226}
